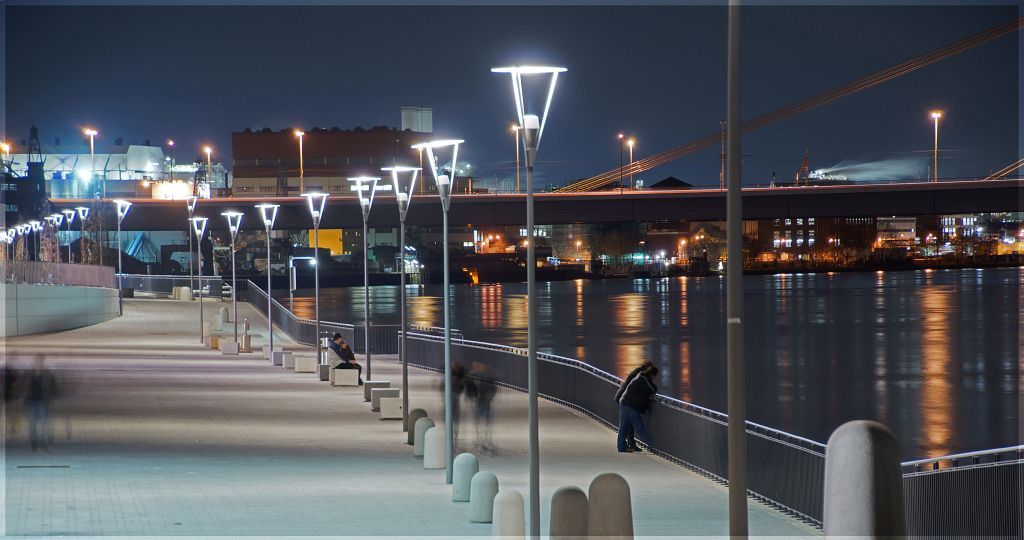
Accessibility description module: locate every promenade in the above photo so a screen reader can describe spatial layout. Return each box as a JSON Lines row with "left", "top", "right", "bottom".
{"left": 2, "top": 297, "right": 818, "bottom": 538}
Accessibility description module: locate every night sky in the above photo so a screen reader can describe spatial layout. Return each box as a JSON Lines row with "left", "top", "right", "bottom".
{"left": 3, "top": 1, "right": 1020, "bottom": 190}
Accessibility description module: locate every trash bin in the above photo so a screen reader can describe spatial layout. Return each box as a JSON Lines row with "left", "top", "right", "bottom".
{"left": 239, "top": 334, "right": 252, "bottom": 352}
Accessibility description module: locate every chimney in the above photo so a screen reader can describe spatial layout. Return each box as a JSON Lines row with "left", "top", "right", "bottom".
{"left": 145, "top": 139, "right": 151, "bottom": 146}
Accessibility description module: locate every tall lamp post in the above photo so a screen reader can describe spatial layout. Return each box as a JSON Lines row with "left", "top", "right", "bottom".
{"left": 84, "top": 129, "right": 98, "bottom": 198}
{"left": 347, "top": 176, "right": 380, "bottom": 381}
{"left": 191, "top": 217, "right": 208, "bottom": 343}
{"left": 187, "top": 196, "right": 198, "bottom": 292}
{"left": 412, "top": 139, "right": 464, "bottom": 483}
{"left": 114, "top": 199, "right": 132, "bottom": 315}
{"left": 302, "top": 192, "right": 328, "bottom": 365}
{"left": 511, "top": 124, "right": 520, "bottom": 193}
{"left": 295, "top": 130, "right": 306, "bottom": 194}
{"left": 628, "top": 138, "right": 635, "bottom": 189}
{"left": 382, "top": 166, "right": 420, "bottom": 433}
{"left": 61, "top": 209, "right": 76, "bottom": 263}
{"left": 256, "top": 204, "right": 280, "bottom": 357}
{"left": 931, "top": 112, "right": 942, "bottom": 182}
{"left": 618, "top": 133, "right": 624, "bottom": 194}
{"left": 76, "top": 207, "right": 90, "bottom": 263}
{"left": 492, "top": 64, "right": 565, "bottom": 538}
{"left": 204, "top": 146, "right": 212, "bottom": 188}
{"left": 222, "top": 212, "right": 244, "bottom": 343}
{"left": 29, "top": 221, "right": 41, "bottom": 261}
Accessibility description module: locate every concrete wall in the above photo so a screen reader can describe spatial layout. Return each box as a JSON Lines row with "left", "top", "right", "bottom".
{"left": 1, "top": 284, "right": 119, "bottom": 338}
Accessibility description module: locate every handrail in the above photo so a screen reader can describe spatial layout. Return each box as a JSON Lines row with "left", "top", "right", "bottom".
{"left": 903, "top": 444, "right": 1024, "bottom": 471}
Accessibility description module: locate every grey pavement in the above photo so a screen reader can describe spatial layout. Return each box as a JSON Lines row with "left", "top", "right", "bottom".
{"left": 2, "top": 297, "right": 819, "bottom": 538}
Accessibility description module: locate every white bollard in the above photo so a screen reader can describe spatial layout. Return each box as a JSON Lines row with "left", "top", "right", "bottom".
{"left": 414, "top": 417, "right": 435, "bottom": 457}
{"left": 407, "top": 408, "right": 428, "bottom": 445}
{"left": 423, "top": 427, "right": 446, "bottom": 469}
{"left": 172, "top": 286, "right": 179, "bottom": 300}
{"left": 587, "top": 473, "right": 633, "bottom": 538}
{"left": 549, "top": 486, "right": 588, "bottom": 540}
{"left": 491, "top": 489, "right": 525, "bottom": 538}
{"left": 219, "top": 306, "right": 230, "bottom": 323}
{"left": 202, "top": 322, "right": 211, "bottom": 337}
{"left": 453, "top": 453, "right": 479, "bottom": 502}
{"left": 214, "top": 314, "right": 223, "bottom": 331}
{"left": 469, "top": 471, "right": 499, "bottom": 523}
{"left": 824, "top": 420, "right": 905, "bottom": 538}
{"left": 182, "top": 287, "right": 193, "bottom": 301}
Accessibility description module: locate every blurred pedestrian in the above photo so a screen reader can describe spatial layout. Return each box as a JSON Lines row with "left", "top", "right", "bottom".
{"left": 23, "top": 354, "right": 58, "bottom": 452}
{"left": 445, "top": 362, "right": 467, "bottom": 445}
{"left": 3, "top": 360, "right": 22, "bottom": 433}
{"left": 468, "top": 361, "right": 498, "bottom": 453}
{"left": 613, "top": 361, "right": 654, "bottom": 452}
{"left": 616, "top": 365, "right": 658, "bottom": 453}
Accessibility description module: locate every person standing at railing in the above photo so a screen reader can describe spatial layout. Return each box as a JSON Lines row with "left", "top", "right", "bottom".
{"left": 614, "top": 361, "right": 654, "bottom": 452}
{"left": 616, "top": 365, "right": 658, "bottom": 453}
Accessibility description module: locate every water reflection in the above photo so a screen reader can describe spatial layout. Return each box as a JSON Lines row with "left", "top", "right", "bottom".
{"left": 293, "top": 267, "right": 1020, "bottom": 459}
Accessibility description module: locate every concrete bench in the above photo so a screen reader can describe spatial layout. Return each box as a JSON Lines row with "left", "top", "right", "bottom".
{"left": 379, "top": 397, "right": 402, "bottom": 420}
{"left": 262, "top": 344, "right": 282, "bottom": 360}
{"left": 283, "top": 353, "right": 296, "bottom": 369}
{"left": 371, "top": 388, "right": 400, "bottom": 411}
{"left": 364, "top": 381, "right": 390, "bottom": 402}
{"left": 220, "top": 340, "right": 239, "bottom": 355}
{"left": 294, "top": 356, "right": 317, "bottom": 373}
{"left": 331, "top": 367, "right": 359, "bottom": 387}
{"left": 272, "top": 351, "right": 290, "bottom": 367}
{"left": 205, "top": 335, "right": 220, "bottom": 349}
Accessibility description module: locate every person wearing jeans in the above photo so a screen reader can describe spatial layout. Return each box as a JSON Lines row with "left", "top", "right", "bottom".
{"left": 616, "top": 366, "right": 658, "bottom": 453}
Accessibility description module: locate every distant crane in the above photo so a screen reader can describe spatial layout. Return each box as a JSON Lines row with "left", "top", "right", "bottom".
{"left": 796, "top": 150, "right": 812, "bottom": 186}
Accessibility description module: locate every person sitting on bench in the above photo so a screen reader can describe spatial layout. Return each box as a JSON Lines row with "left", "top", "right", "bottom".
{"left": 328, "top": 333, "right": 362, "bottom": 385}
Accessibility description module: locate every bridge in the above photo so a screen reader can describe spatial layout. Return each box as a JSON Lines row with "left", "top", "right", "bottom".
{"left": 54, "top": 179, "right": 1021, "bottom": 231}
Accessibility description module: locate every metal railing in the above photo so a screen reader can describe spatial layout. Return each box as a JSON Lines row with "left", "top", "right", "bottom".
{"left": 0, "top": 259, "right": 116, "bottom": 288}
{"left": 119, "top": 274, "right": 225, "bottom": 298}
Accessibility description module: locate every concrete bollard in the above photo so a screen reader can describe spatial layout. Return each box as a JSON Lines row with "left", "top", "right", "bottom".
{"left": 452, "top": 453, "right": 479, "bottom": 502}
{"left": 823, "top": 420, "right": 905, "bottom": 538}
{"left": 219, "top": 306, "right": 230, "bottom": 323}
{"left": 413, "top": 417, "right": 435, "bottom": 457}
{"left": 172, "top": 286, "right": 179, "bottom": 300}
{"left": 549, "top": 486, "right": 588, "bottom": 540}
{"left": 423, "top": 427, "right": 446, "bottom": 469}
{"left": 407, "top": 408, "right": 428, "bottom": 445}
{"left": 214, "top": 314, "right": 223, "bottom": 331}
{"left": 182, "top": 287, "right": 193, "bottom": 301}
{"left": 587, "top": 473, "right": 633, "bottom": 538}
{"left": 492, "top": 489, "right": 526, "bottom": 538}
{"left": 468, "top": 471, "right": 499, "bottom": 523}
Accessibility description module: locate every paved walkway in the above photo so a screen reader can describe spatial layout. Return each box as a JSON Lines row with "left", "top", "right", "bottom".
{"left": 2, "top": 297, "right": 819, "bottom": 538}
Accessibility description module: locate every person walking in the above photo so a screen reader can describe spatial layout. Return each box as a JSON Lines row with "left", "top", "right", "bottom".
{"left": 328, "top": 333, "right": 362, "bottom": 385}
{"left": 468, "top": 361, "right": 498, "bottom": 453}
{"left": 614, "top": 361, "right": 654, "bottom": 452}
{"left": 616, "top": 365, "right": 658, "bottom": 453}
{"left": 24, "top": 354, "right": 58, "bottom": 452}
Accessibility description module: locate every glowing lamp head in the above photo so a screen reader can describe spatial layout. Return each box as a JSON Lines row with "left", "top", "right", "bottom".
{"left": 295, "top": 130, "right": 304, "bottom": 138}
{"left": 0, "top": 143, "right": 9, "bottom": 153}
{"left": 931, "top": 112, "right": 942, "bottom": 119}
{"left": 76, "top": 206, "right": 90, "bottom": 220}
{"left": 84, "top": 129, "right": 97, "bottom": 137}
{"left": 628, "top": 139, "right": 634, "bottom": 148}
{"left": 204, "top": 146, "right": 211, "bottom": 156}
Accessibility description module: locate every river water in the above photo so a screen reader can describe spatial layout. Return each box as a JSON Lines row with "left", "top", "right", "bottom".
{"left": 283, "top": 267, "right": 1021, "bottom": 460}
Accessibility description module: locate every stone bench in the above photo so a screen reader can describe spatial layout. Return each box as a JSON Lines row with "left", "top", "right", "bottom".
{"left": 294, "top": 356, "right": 317, "bottom": 373}
{"left": 272, "top": 351, "right": 291, "bottom": 367}
{"left": 204, "top": 335, "right": 220, "bottom": 349}
{"left": 371, "top": 388, "right": 400, "bottom": 411}
{"left": 220, "top": 340, "right": 238, "bottom": 355}
{"left": 330, "top": 367, "right": 359, "bottom": 387}
{"left": 262, "top": 344, "right": 283, "bottom": 360}
{"left": 364, "top": 380, "right": 390, "bottom": 403}
{"left": 379, "top": 397, "right": 402, "bottom": 420}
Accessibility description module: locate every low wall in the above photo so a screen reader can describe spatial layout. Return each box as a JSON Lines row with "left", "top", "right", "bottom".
{"left": 1, "top": 283, "right": 119, "bottom": 337}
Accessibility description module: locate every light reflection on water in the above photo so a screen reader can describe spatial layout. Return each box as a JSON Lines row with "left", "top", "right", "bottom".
{"left": 286, "top": 267, "right": 1021, "bottom": 459}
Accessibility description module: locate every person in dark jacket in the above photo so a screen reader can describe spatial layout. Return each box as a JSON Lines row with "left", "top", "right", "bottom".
{"left": 616, "top": 366, "right": 658, "bottom": 453}
{"left": 24, "top": 355, "right": 58, "bottom": 452}
{"left": 613, "top": 361, "right": 654, "bottom": 452}
{"left": 329, "top": 333, "right": 362, "bottom": 385}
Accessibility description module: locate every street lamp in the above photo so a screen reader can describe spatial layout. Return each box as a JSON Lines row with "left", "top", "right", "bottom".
{"left": 256, "top": 203, "right": 280, "bottom": 358}
{"left": 114, "top": 199, "right": 132, "bottom": 315}
{"left": 628, "top": 138, "right": 635, "bottom": 189}
{"left": 931, "top": 112, "right": 942, "bottom": 182}
{"left": 492, "top": 64, "right": 565, "bottom": 537}
{"left": 84, "top": 129, "right": 98, "bottom": 198}
{"left": 576, "top": 240, "right": 581, "bottom": 260}
{"left": 347, "top": 176, "right": 380, "bottom": 382}
{"left": 204, "top": 146, "right": 212, "bottom": 188}
{"left": 511, "top": 124, "right": 521, "bottom": 193}
{"left": 61, "top": 209, "right": 76, "bottom": 263}
{"left": 191, "top": 217, "right": 208, "bottom": 343}
{"left": 381, "top": 165, "right": 420, "bottom": 434}
{"left": 221, "top": 211, "right": 244, "bottom": 343}
{"left": 1, "top": 142, "right": 10, "bottom": 169}
{"left": 412, "top": 138, "right": 464, "bottom": 483}
{"left": 295, "top": 130, "right": 305, "bottom": 194}
{"left": 76, "top": 207, "right": 90, "bottom": 263}
{"left": 187, "top": 196, "right": 198, "bottom": 293}
{"left": 167, "top": 140, "right": 175, "bottom": 182}
{"left": 302, "top": 192, "right": 328, "bottom": 366}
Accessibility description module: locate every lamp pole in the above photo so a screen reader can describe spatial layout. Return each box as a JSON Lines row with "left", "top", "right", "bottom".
{"left": 222, "top": 212, "right": 244, "bottom": 343}
{"left": 296, "top": 130, "right": 305, "bottom": 194}
{"left": 348, "top": 177, "right": 380, "bottom": 381}
{"left": 382, "top": 166, "right": 420, "bottom": 433}
{"left": 62, "top": 209, "right": 75, "bottom": 263}
{"left": 191, "top": 217, "right": 208, "bottom": 343}
{"left": 84, "top": 129, "right": 98, "bottom": 198}
{"left": 168, "top": 140, "right": 175, "bottom": 182}
{"left": 204, "top": 146, "right": 212, "bottom": 188}
{"left": 303, "top": 192, "right": 328, "bottom": 365}
{"left": 114, "top": 200, "right": 132, "bottom": 316}
{"left": 492, "top": 65, "right": 565, "bottom": 539}
{"left": 512, "top": 125, "right": 520, "bottom": 193}
{"left": 413, "top": 139, "right": 464, "bottom": 483}
{"left": 628, "top": 139, "right": 635, "bottom": 189}
{"left": 720, "top": 120, "right": 727, "bottom": 190}
{"left": 931, "top": 112, "right": 942, "bottom": 182}
{"left": 256, "top": 204, "right": 280, "bottom": 358}
{"left": 187, "top": 196, "right": 197, "bottom": 293}
{"left": 618, "top": 133, "right": 624, "bottom": 194}
{"left": 76, "top": 207, "right": 90, "bottom": 263}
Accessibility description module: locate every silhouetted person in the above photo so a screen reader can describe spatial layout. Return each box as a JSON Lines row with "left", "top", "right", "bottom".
{"left": 616, "top": 365, "right": 658, "bottom": 453}
{"left": 445, "top": 362, "right": 467, "bottom": 446}
{"left": 468, "top": 361, "right": 498, "bottom": 453}
{"left": 24, "top": 355, "right": 58, "bottom": 452}
{"left": 613, "top": 361, "right": 654, "bottom": 452}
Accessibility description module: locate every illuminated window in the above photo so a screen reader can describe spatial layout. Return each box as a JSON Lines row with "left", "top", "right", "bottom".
{"left": 796, "top": 218, "right": 803, "bottom": 226}
{"left": 785, "top": 219, "right": 792, "bottom": 226}
{"left": 808, "top": 218, "right": 815, "bottom": 225}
